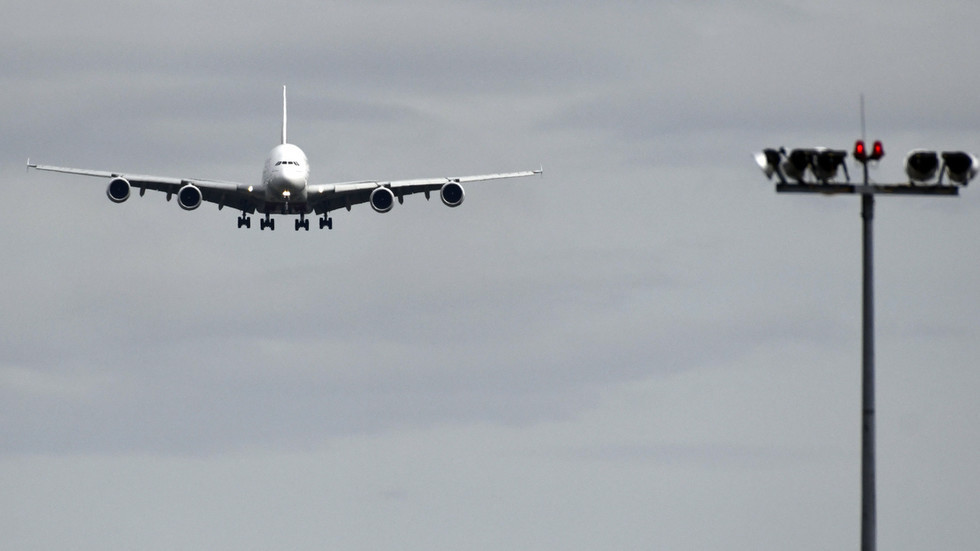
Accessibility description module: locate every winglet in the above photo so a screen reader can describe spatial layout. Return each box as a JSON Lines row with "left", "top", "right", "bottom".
{"left": 281, "top": 85, "right": 287, "bottom": 145}
{"left": 26, "top": 158, "right": 35, "bottom": 173}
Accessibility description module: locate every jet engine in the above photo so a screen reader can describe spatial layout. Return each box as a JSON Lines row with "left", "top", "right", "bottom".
{"left": 370, "top": 186, "right": 395, "bottom": 213}
{"left": 106, "top": 177, "right": 131, "bottom": 203}
{"left": 177, "top": 184, "right": 203, "bottom": 210}
{"left": 440, "top": 182, "right": 465, "bottom": 207}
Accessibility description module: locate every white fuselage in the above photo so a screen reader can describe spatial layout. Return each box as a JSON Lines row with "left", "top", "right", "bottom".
{"left": 261, "top": 143, "right": 310, "bottom": 203}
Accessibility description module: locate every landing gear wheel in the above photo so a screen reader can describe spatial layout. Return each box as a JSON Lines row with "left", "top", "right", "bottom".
{"left": 237, "top": 215, "right": 251, "bottom": 229}
{"left": 319, "top": 216, "right": 333, "bottom": 230}
{"left": 260, "top": 217, "right": 275, "bottom": 231}
{"left": 295, "top": 218, "right": 310, "bottom": 231}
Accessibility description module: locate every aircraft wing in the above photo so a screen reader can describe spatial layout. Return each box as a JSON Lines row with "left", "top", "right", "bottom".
{"left": 28, "top": 162, "right": 257, "bottom": 212}
{"left": 306, "top": 169, "right": 542, "bottom": 214}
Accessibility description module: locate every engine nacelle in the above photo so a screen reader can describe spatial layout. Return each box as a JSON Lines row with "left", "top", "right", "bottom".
{"left": 177, "top": 184, "right": 203, "bottom": 210}
{"left": 440, "top": 181, "right": 465, "bottom": 207}
{"left": 106, "top": 177, "right": 131, "bottom": 203}
{"left": 370, "top": 186, "right": 395, "bottom": 213}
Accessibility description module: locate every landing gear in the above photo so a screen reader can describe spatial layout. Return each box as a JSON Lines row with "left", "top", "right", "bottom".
{"left": 241, "top": 208, "right": 328, "bottom": 231}
{"left": 295, "top": 215, "right": 310, "bottom": 231}
{"left": 260, "top": 212, "right": 275, "bottom": 231}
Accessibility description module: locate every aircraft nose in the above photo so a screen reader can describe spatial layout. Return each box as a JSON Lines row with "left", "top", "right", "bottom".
{"left": 275, "top": 167, "right": 306, "bottom": 190}
{"left": 285, "top": 170, "right": 306, "bottom": 187}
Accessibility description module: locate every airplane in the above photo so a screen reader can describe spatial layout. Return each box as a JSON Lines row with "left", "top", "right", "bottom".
{"left": 28, "top": 86, "right": 542, "bottom": 231}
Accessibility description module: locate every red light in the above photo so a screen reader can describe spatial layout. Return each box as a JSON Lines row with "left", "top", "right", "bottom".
{"left": 870, "top": 140, "right": 884, "bottom": 160}
{"left": 854, "top": 140, "right": 867, "bottom": 161}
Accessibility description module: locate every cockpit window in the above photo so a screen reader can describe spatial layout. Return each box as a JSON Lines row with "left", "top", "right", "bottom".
{"left": 275, "top": 161, "right": 300, "bottom": 166}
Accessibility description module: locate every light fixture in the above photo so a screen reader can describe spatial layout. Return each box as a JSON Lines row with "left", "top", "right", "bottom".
{"left": 784, "top": 148, "right": 815, "bottom": 182}
{"left": 941, "top": 151, "right": 978, "bottom": 185}
{"left": 812, "top": 149, "right": 849, "bottom": 182}
{"left": 754, "top": 148, "right": 783, "bottom": 180}
{"left": 905, "top": 150, "right": 939, "bottom": 183}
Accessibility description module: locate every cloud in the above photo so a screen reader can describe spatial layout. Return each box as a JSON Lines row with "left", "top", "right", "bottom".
{"left": 2, "top": 1, "right": 980, "bottom": 549}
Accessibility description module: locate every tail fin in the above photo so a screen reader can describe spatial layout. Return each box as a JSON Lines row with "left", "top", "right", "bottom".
{"left": 281, "top": 85, "right": 287, "bottom": 144}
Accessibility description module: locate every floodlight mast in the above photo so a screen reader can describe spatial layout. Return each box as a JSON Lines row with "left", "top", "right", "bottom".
{"left": 755, "top": 140, "right": 971, "bottom": 551}
{"left": 860, "top": 173, "right": 875, "bottom": 551}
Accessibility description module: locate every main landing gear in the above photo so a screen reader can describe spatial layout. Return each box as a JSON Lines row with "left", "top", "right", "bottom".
{"left": 238, "top": 213, "right": 332, "bottom": 230}
{"left": 260, "top": 212, "right": 275, "bottom": 231}
{"left": 296, "top": 214, "right": 333, "bottom": 230}
{"left": 295, "top": 214, "right": 310, "bottom": 231}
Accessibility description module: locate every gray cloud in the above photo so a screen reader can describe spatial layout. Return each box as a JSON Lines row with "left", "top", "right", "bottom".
{"left": 2, "top": 1, "right": 980, "bottom": 549}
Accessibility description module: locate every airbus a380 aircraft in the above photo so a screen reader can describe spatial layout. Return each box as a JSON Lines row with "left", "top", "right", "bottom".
{"left": 28, "top": 87, "right": 541, "bottom": 231}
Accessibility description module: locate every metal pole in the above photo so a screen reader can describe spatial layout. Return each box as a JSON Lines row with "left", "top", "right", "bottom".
{"left": 766, "top": 142, "right": 964, "bottom": 551}
{"left": 861, "top": 189, "right": 876, "bottom": 551}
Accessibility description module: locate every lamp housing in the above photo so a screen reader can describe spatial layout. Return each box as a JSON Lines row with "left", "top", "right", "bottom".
{"left": 783, "top": 148, "right": 815, "bottom": 182}
{"left": 905, "top": 150, "right": 939, "bottom": 183}
{"left": 812, "top": 149, "right": 849, "bottom": 182}
{"left": 941, "top": 151, "right": 978, "bottom": 185}
{"left": 754, "top": 148, "right": 782, "bottom": 180}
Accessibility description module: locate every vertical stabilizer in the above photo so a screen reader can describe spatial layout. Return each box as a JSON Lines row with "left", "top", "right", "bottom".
{"left": 281, "top": 85, "right": 287, "bottom": 144}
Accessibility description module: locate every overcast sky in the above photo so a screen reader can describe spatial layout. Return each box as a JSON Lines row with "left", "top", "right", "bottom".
{"left": 2, "top": 1, "right": 979, "bottom": 549}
